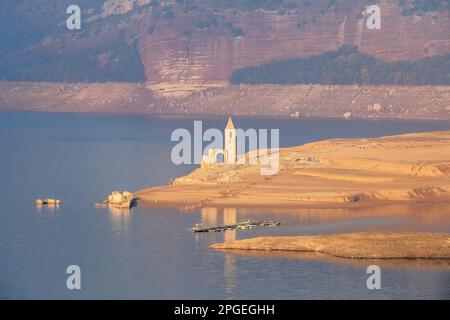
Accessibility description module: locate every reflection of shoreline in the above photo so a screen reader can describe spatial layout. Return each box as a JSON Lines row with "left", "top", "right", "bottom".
{"left": 199, "top": 203, "right": 450, "bottom": 232}
{"left": 36, "top": 205, "right": 60, "bottom": 213}
{"left": 216, "top": 249, "right": 450, "bottom": 270}
{"left": 234, "top": 202, "right": 440, "bottom": 217}
{"left": 108, "top": 205, "right": 131, "bottom": 233}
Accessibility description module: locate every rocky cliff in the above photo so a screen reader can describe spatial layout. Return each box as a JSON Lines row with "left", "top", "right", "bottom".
{"left": 1, "top": 0, "right": 449, "bottom": 88}
{"left": 140, "top": 0, "right": 450, "bottom": 89}
{"left": 1, "top": 0, "right": 449, "bottom": 116}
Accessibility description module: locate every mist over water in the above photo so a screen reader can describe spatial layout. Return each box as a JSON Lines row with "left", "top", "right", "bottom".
{"left": 1, "top": 112, "right": 449, "bottom": 299}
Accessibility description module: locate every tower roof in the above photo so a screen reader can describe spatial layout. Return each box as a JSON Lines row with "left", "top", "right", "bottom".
{"left": 225, "top": 117, "right": 235, "bottom": 129}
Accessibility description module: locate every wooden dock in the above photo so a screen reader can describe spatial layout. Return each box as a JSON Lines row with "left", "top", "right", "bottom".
{"left": 191, "top": 220, "right": 280, "bottom": 233}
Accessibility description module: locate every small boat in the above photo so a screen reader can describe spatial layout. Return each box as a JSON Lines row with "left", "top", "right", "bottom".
{"left": 36, "top": 198, "right": 60, "bottom": 206}
{"left": 192, "top": 223, "right": 209, "bottom": 233}
{"left": 237, "top": 224, "right": 256, "bottom": 230}
{"left": 262, "top": 221, "right": 281, "bottom": 227}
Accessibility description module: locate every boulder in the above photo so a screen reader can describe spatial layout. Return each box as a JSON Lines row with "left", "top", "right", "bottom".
{"left": 109, "top": 191, "right": 124, "bottom": 204}
{"left": 368, "top": 103, "right": 383, "bottom": 112}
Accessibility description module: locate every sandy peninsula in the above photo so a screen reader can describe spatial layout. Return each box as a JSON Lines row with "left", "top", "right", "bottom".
{"left": 136, "top": 130, "right": 450, "bottom": 208}
{"left": 210, "top": 232, "right": 450, "bottom": 260}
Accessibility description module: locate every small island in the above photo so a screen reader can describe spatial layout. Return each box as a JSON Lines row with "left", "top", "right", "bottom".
{"left": 136, "top": 130, "right": 450, "bottom": 208}
{"left": 210, "top": 232, "right": 450, "bottom": 260}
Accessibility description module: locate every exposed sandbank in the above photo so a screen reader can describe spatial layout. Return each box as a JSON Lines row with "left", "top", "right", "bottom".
{"left": 210, "top": 232, "right": 450, "bottom": 260}
{"left": 216, "top": 249, "right": 450, "bottom": 270}
{"left": 136, "top": 131, "right": 450, "bottom": 208}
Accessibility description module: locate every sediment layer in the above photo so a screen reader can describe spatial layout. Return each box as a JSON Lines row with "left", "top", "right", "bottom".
{"left": 1, "top": 81, "right": 449, "bottom": 120}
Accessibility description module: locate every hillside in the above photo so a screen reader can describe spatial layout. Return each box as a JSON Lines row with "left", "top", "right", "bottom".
{"left": 231, "top": 45, "right": 450, "bottom": 85}
{"left": 0, "top": 0, "right": 449, "bottom": 86}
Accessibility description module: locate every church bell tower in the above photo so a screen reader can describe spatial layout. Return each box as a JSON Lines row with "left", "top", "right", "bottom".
{"left": 224, "top": 117, "right": 236, "bottom": 164}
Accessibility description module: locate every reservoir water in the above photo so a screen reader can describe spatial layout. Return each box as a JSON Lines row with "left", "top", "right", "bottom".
{"left": 1, "top": 112, "right": 449, "bottom": 299}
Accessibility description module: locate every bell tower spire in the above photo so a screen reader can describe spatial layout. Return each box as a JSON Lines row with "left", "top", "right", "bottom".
{"left": 224, "top": 117, "right": 236, "bottom": 164}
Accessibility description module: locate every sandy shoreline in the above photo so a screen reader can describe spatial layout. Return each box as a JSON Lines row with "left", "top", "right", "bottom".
{"left": 210, "top": 232, "right": 450, "bottom": 260}
{"left": 136, "top": 130, "right": 450, "bottom": 209}
{"left": 213, "top": 249, "right": 450, "bottom": 269}
{"left": 135, "top": 198, "right": 450, "bottom": 210}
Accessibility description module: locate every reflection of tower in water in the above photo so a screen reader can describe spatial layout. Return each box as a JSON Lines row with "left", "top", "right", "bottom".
{"left": 200, "top": 207, "right": 238, "bottom": 299}
{"left": 199, "top": 207, "right": 237, "bottom": 242}
{"left": 200, "top": 207, "right": 218, "bottom": 226}
{"left": 222, "top": 207, "right": 237, "bottom": 299}
{"left": 223, "top": 207, "right": 237, "bottom": 242}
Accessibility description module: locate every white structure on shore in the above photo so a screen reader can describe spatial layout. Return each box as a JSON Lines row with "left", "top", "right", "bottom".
{"left": 201, "top": 117, "right": 237, "bottom": 168}
{"left": 224, "top": 117, "right": 237, "bottom": 164}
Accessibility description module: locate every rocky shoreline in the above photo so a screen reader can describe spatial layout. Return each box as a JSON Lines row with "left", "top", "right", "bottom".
{"left": 1, "top": 81, "right": 450, "bottom": 120}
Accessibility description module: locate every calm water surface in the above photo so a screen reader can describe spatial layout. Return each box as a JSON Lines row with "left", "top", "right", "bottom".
{"left": 0, "top": 112, "right": 449, "bottom": 299}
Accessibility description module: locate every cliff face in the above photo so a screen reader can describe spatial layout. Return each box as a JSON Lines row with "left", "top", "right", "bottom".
{"left": 140, "top": 0, "right": 450, "bottom": 88}
{"left": 1, "top": 0, "right": 449, "bottom": 87}
{"left": 1, "top": 1, "right": 449, "bottom": 115}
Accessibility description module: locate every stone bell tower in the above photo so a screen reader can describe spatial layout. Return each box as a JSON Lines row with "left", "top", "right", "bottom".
{"left": 224, "top": 117, "right": 236, "bottom": 164}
